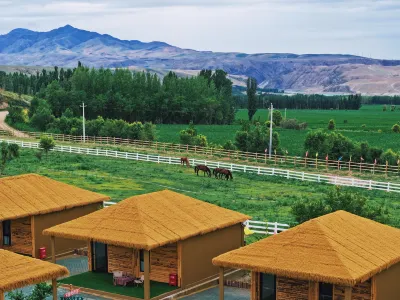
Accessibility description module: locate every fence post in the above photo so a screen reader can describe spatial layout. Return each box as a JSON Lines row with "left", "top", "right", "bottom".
{"left": 272, "top": 168, "right": 275, "bottom": 176}
{"left": 69, "top": 146, "right": 72, "bottom": 153}
{"left": 125, "top": 152, "right": 128, "bottom": 159}
{"left": 230, "top": 164, "right": 233, "bottom": 171}
{"left": 369, "top": 180, "right": 372, "bottom": 190}
{"left": 387, "top": 182, "right": 390, "bottom": 192}
{"left": 274, "top": 223, "right": 278, "bottom": 235}
{"left": 244, "top": 166, "right": 246, "bottom": 173}
{"left": 169, "top": 157, "right": 171, "bottom": 164}
{"left": 258, "top": 167, "right": 260, "bottom": 175}
{"left": 317, "top": 175, "right": 320, "bottom": 183}
{"left": 286, "top": 170, "right": 290, "bottom": 179}
{"left": 302, "top": 172, "right": 304, "bottom": 180}
{"left": 136, "top": 153, "right": 139, "bottom": 160}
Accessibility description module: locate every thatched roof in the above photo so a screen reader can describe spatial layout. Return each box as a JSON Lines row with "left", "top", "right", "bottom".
{"left": 0, "top": 249, "right": 69, "bottom": 292}
{"left": 0, "top": 174, "right": 110, "bottom": 221}
{"left": 213, "top": 210, "right": 400, "bottom": 286}
{"left": 44, "top": 190, "right": 249, "bottom": 250}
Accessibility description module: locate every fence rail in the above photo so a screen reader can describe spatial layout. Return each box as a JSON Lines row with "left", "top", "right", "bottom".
{"left": 2, "top": 138, "right": 400, "bottom": 194}
{"left": 244, "top": 220, "right": 290, "bottom": 235}
{"left": 4, "top": 129, "right": 400, "bottom": 177}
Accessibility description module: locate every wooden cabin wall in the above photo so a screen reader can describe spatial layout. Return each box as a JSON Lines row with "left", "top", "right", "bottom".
{"left": 180, "top": 223, "right": 243, "bottom": 287}
{"left": 108, "top": 245, "right": 135, "bottom": 276}
{"left": 334, "top": 280, "right": 371, "bottom": 300}
{"left": 0, "top": 217, "right": 32, "bottom": 255}
{"left": 34, "top": 202, "right": 101, "bottom": 257}
{"left": 276, "top": 277, "right": 309, "bottom": 300}
{"left": 149, "top": 243, "right": 178, "bottom": 284}
{"left": 374, "top": 262, "right": 400, "bottom": 300}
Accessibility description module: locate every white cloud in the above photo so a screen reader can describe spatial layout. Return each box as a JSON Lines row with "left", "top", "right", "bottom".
{"left": 0, "top": 0, "right": 400, "bottom": 59}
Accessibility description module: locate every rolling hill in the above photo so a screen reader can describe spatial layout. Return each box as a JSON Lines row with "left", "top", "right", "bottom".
{"left": 1, "top": 25, "right": 400, "bottom": 95}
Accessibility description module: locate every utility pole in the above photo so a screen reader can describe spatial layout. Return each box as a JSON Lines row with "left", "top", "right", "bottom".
{"left": 285, "top": 108, "right": 287, "bottom": 120}
{"left": 80, "top": 102, "right": 87, "bottom": 143}
{"left": 269, "top": 103, "right": 273, "bottom": 159}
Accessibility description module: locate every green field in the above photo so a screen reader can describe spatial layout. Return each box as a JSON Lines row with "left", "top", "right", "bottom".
{"left": 156, "top": 105, "right": 400, "bottom": 156}
{"left": 4, "top": 149, "right": 399, "bottom": 235}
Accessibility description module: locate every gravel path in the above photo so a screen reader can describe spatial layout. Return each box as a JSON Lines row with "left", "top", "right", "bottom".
{"left": 0, "top": 111, "right": 29, "bottom": 137}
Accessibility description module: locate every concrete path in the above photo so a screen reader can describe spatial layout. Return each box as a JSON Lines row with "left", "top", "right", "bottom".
{"left": 0, "top": 111, "right": 29, "bottom": 137}
{"left": 181, "top": 286, "right": 250, "bottom": 300}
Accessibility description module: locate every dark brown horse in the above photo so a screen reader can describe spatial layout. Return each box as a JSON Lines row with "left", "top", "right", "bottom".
{"left": 219, "top": 168, "right": 233, "bottom": 180}
{"left": 181, "top": 157, "right": 190, "bottom": 167}
{"left": 213, "top": 168, "right": 223, "bottom": 179}
{"left": 195, "top": 165, "right": 211, "bottom": 177}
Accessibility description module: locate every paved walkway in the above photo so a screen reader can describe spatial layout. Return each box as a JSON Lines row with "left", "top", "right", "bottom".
{"left": 181, "top": 286, "right": 250, "bottom": 300}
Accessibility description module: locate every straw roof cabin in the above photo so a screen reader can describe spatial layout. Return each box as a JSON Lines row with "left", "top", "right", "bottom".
{"left": 0, "top": 249, "right": 69, "bottom": 300}
{"left": 213, "top": 210, "right": 400, "bottom": 300}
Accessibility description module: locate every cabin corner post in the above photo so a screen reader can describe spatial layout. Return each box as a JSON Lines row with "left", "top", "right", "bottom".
{"left": 0, "top": 291, "right": 4, "bottom": 300}
{"left": 344, "top": 286, "right": 352, "bottom": 300}
{"left": 144, "top": 250, "right": 150, "bottom": 300}
{"left": 31, "top": 215, "right": 36, "bottom": 258}
{"left": 52, "top": 279, "right": 57, "bottom": 300}
{"left": 309, "top": 281, "right": 319, "bottom": 300}
{"left": 51, "top": 236, "right": 56, "bottom": 263}
{"left": 219, "top": 267, "right": 224, "bottom": 300}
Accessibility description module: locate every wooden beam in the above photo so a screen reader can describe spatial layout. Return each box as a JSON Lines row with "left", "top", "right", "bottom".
{"left": 52, "top": 279, "right": 57, "bottom": 300}
{"left": 51, "top": 236, "right": 56, "bottom": 263}
{"left": 219, "top": 267, "right": 224, "bottom": 300}
{"left": 31, "top": 216, "right": 36, "bottom": 258}
{"left": 177, "top": 242, "right": 183, "bottom": 287}
{"left": 344, "top": 286, "right": 352, "bottom": 300}
{"left": 144, "top": 250, "right": 150, "bottom": 300}
{"left": 308, "top": 281, "right": 319, "bottom": 300}
{"left": 371, "top": 277, "right": 377, "bottom": 300}
{"left": 0, "top": 291, "right": 4, "bottom": 300}
{"left": 251, "top": 272, "right": 260, "bottom": 300}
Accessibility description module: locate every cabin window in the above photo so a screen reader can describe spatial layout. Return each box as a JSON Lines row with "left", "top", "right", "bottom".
{"left": 319, "top": 283, "right": 333, "bottom": 300}
{"left": 140, "top": 250, "right": 144, "bottom": 272}
{"left": 2, "top": 220, "right": 11, "bottom": 246}
{"left": 260, "top": 273, "right": 276, "bottom": 300}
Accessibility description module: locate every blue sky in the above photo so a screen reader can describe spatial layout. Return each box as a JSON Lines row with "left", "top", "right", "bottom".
{"left": 0, "top": 0, "right": 399, "bottom": 59}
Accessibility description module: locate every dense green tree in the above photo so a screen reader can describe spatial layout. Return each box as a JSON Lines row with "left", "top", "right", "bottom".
{"left": 247, "top": 77, "right": 258, "bottom": 121}
{"left": 39, "top": 135, "right": 55, "bottom": 157}
{"left": 0, "top": 142, "right": 19, "bottom": 174}
{"left": 292, "top": 186, "right": 388, "bottom": 224}
{"left": 273, "top": 110, "right": 283, "bottom": 126}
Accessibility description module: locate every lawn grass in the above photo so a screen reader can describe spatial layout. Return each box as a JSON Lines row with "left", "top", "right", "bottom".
{"left": 4, "top": 149, "right": 400, "bottom": 235}
{"left": 155, "top": 105, "right": 400, "bottom": 156}
{"left": 59, "top": 272, "right": 177, "bottom": 299}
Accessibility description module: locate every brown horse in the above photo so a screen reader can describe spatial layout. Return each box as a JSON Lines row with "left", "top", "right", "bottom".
{"left": 213, "top": 168, "right": 223, "bottom": 179}
{"left": 219, "top": 169, "right": 233, "bottom": 180}
{"left": 194, "top": 165, "right": 211, "bottom": 177}
{"left": 181, "top": 157, "right": 190, "bottom": 167}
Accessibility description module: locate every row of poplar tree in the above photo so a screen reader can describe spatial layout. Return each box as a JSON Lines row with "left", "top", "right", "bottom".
{"left": 0, "top": 64, "right": 235, "bottom": 125}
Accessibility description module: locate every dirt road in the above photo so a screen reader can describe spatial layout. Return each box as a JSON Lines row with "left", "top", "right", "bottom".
{"left": 0, "top": 111, "right": 30, "bottom": 138}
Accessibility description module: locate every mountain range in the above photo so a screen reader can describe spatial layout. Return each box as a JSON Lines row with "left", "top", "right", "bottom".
{"left": 1, "top": 25, "right": 400, "bottom": 95}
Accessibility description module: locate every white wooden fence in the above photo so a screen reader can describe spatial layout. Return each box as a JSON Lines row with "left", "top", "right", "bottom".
{"left": 2, "top": 138, "right": 400, "bottom": 194}
{"left": 244, "top": 220, "right": 290, "bottom": 235}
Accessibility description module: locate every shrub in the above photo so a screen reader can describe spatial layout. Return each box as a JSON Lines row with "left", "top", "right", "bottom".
{"left": 272, "top": 110, "right": 283, "bottom": 126}
{"left": 380, "top": 149, "right": 399, "bottom": 165}
{"left": 344, "top": 120, "right": 348, "bottom": 124}
{"left": 265, "top": 121, "right": 275, "bottom": 128}
{"left": 223, "top": 140, "right": 236, "bottom": 151}
{"left": 39, "top": 135, "right": 55, "bottom": 157}
{"left": 327, "top": 119, "right": 336, "bottom": 130}
{"left": 35, "top": 151, "right": 43, "bottom": 161}
{"left": 235, "top": 124, "right": 280, "bottom": 153}
{"left": 6, "top": 106, "right": 26, "bottom": 124}
{"left": 383, "top": 105, "right": 387, "bottom": 111}
{"left": 280, "top": 119, "right": 298, "bottom": 129}
{"left": 392, "top": 124, "right": 400, "bottom": 133}
{"left": 361, "top": 124, "right": 366, "bottom": 129}
{"left": 179, "top": 122, "right": 207, "bottom": 146}
{"left": 378, "top": 129, "right": 382, "bottom": 133}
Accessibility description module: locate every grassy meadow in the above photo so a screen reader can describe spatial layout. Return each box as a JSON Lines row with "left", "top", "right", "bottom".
{"left": 156, "top": 105, "right": 400, "bottom": 156}
{"left": 4, "top": 149, "right": 400, "bottom": 236}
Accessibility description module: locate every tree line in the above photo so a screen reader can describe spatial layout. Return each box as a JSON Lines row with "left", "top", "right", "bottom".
{"left": 0, "top": 64, "right": 235, "bottom": 125}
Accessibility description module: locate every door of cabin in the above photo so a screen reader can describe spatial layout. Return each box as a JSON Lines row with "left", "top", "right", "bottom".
{"left": 91, "top": 242, "right": 108, "bottom": 272}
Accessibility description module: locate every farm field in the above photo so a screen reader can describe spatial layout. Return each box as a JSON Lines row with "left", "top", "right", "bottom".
{"left": 157, "top": 105, "right": 400, "bottom": 156}
{"left": 4, "top": 149, "right": 400, "bottom": 236}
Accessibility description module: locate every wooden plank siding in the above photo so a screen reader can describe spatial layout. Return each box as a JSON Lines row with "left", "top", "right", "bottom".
{"left": 251, "top": 272, "right": 260, "bottom": 300}
{"left": 1, "top": 218, "right": 32, "bottom": 255}
{"left": 106, "top": 243, "right": 178, "bottom": 285}
{"left": 276, "top": 277, "right": 309, "bottom": 300}
{"left": 149, "top": 243, "right": 178, "bottom": 284}
{"left": 334, "top": 280, "right": 371, "bottom": 300}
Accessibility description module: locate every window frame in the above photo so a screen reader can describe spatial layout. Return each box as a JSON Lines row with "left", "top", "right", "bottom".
{"left": 319, "top": 282, "right": 333, "bottom": 300}
{"left": 2, "top": 220, "right": 11, "bottom": 246}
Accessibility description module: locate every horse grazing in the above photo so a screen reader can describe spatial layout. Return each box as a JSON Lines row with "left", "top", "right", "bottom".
{"left": 213, "top": 168, "right": 223, "bottom": 179}
{"left": 181, "top": 157, "right": 190, "bottom": 167}
{"left": 219, "top": 168, "right": 233, "bottom": 180}
{"left": 195, "top": 165, "right": 211, "bottom": 177}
